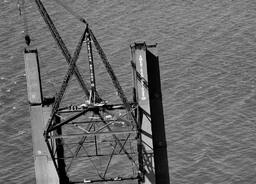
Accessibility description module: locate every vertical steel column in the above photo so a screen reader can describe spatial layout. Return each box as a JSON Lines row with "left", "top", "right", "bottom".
{"left": 86, "top": 31, "right": 96, "bottom": 103}
{"left": 24, "top": 49, "right": 59, "bottom": 184}
{"left": 131, "top": 43, "right": 170, "bottom": 184}
{"left": 131, "top": 43, "right": 155, "bottom": 184}
{"left": 146, "top": 46, "right": 170, "bottom": 184}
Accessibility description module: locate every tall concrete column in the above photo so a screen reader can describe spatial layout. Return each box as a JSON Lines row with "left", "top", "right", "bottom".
{"left": 24, "top": 49, "right": 59, "bottom": 184}
{"left": 131, "top": 43, "right": 170, "bottom": 184}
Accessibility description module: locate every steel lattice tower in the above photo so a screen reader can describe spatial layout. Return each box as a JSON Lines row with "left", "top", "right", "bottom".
{"left": 24, "top": 1, "right": 170, "bottom": 183}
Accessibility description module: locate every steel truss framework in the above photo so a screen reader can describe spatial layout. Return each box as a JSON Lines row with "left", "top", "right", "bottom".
{"left": 47, "top": 102, "right": 141, "bottom": 183}
{"left": 31, "top": 0, "right": 150, "bottom": 183}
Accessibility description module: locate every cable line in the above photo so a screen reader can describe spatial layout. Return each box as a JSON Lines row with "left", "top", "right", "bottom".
{"left": 17, "top": 0, "right": 31, "bottom": 45}
{"left": 52, "top": 0, "right": 87, "bottom": 24}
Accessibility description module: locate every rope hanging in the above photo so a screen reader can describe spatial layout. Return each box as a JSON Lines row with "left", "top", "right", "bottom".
{"left": 17, "top": 0, "right": 31, "bottom": 45}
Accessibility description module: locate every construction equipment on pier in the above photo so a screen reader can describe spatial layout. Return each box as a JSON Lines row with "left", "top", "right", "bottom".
{"left": 23, "top": 0, "right": 170, "bottom": 183}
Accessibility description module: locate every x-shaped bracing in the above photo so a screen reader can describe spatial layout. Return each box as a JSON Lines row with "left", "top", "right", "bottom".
{"left": 54, "top": 109, "right": 139, "bottom": 179}
{"left": 35, "top": 0, "right": 139, "bottom": 180}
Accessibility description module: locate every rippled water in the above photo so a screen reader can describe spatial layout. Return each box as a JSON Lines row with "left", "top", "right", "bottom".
{"left": 1, "top": 0, "right": 256, "bottom": 183}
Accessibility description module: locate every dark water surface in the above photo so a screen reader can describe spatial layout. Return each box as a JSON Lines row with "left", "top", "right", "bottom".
{"left": 1, "top": 0, "right": 256, "bottom": 183}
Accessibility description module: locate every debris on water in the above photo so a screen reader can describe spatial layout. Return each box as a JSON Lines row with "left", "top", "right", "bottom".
{"left": 105, "top": 115, "right": 112, "bottom": 119}
{"left": 6, "top": 89, "right": 11, "bottom": 92}
{"left": 10, "top": 130, "right": 26, "bottom": 139}
{"left": 0, "top": 77, "right": 5, "bottom": 80}
{"left": 13, "top": 106, "right": 16, "bottom": 110}
{"left": 23, "top": 73, "right": 26, "bottom": 76}
{"left": 17, "top": 130, "right": 26, "bottom": 136}
{"left": 14, "top": 81, "right": 17, "bottom": 84}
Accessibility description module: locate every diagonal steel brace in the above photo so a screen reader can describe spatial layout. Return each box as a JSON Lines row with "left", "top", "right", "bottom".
{"left": 34, "top": 0, "right": 90, "bottom": 97}
{"left": 46, "top": 26, "right": 88, "bottom": 132}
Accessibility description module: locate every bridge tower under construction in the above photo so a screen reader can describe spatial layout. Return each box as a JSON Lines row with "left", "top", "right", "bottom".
{"left": 23, "top": 1, "right": 170, "bottom": 183}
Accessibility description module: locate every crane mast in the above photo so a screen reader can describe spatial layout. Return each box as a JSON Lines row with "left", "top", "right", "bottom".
{"left": 23, "top": 0, "right": 170, "bottom": 183}
{"left": 85, "top": 31, "right": 97, "bottom": 104}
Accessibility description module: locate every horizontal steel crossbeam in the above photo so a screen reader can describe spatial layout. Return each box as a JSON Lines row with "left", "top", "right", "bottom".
{"left": 47, "top": 130, "right": 137, "bottom": 139}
